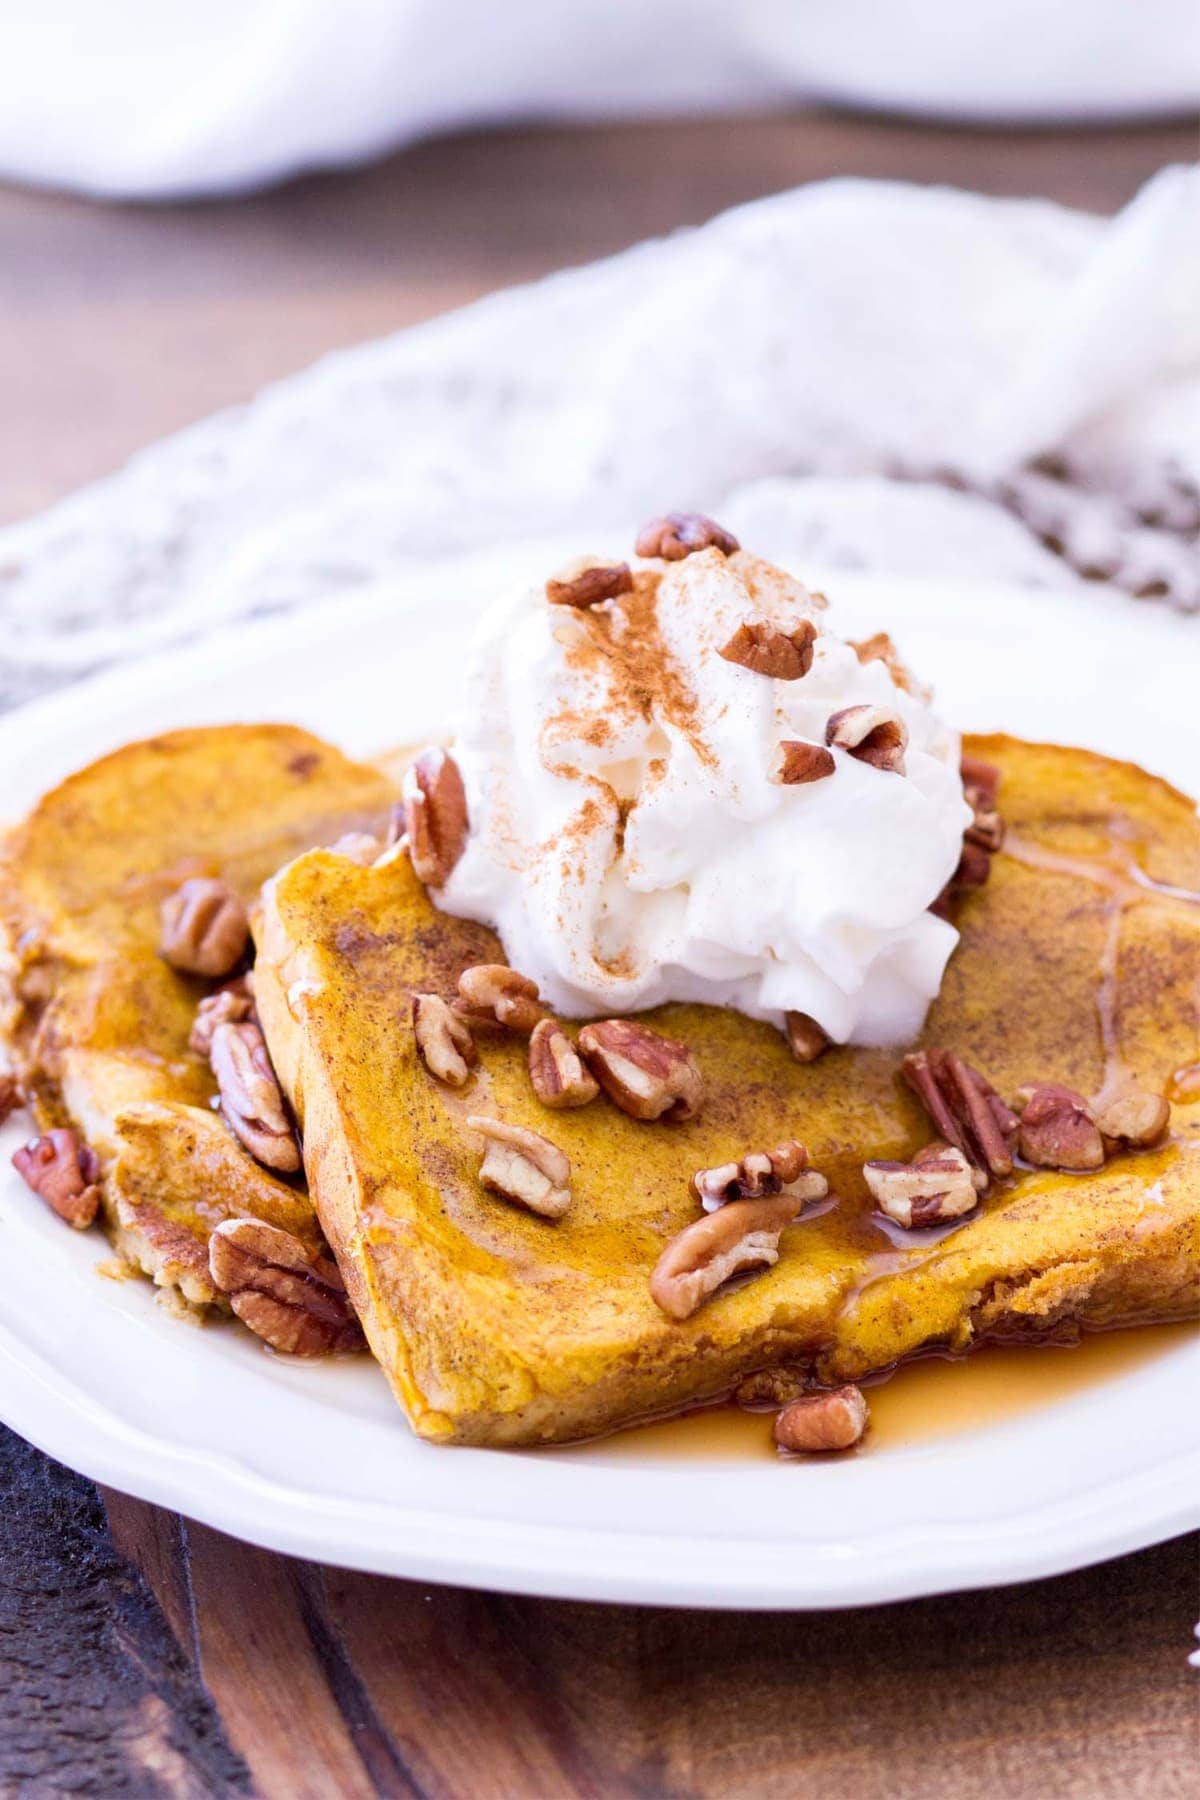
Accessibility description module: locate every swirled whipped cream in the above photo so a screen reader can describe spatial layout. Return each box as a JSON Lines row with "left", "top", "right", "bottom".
{"left": 436, "top": 542, "right": 972, "bottom": 1046}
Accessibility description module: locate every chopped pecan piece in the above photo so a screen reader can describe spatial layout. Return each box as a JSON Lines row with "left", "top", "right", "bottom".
{"left": 159, "top": 877, "right": 250, "bottom": 978}
{"left": 457, "top": 964, "right": 545, "bottom": 1033}
{"left": 0, "top": 1072, "right": 24, "bottom": 1125}
{"left": 577, "top": 1018, "right": 703, "bottom": 1121}
{"left": 403, "top": 747, "right": 469, "bottom": 888}
{"left": 785, "top": 1011, "right": 830, "bottom": 1064}
{"left": 545, "top": 559, "right": 633, "bottom": 610}
{"left": 12, "top": 1129, "right": 101, "bottom": 1230}
{"left": 774, "top": 1385, "right": 868, "bottom": 1454}
{"left": 690, "top": 1140, "right": 827, "bottom": 1214}
{"left": 902, "top": 1049, "right": 1018, "bottom": 1185}
{"left": 412, "top": 994, "right": 478, "bottom": 1088}
{"left": 960, "top": 754, "right": 1001, "bottom": 812}
{"left": 964, "top": 811, "right": 1005, "bottom": 855}
{"left": 1096, "top": 1088, "right": 1170, "bottom": 1150}
{"left": 208, "top": 1219, "right": 363, "bottom": 1356}
{"left": 863, "top": 1142, "right": 980, "bottom": 1227}
{"left": 930, "top": 755, "right": 1007, "bottom": 920}
{"left": 825, "top": 705, "right": 908, "bottom": 774}
{"left": 953, "top": 840, "right": 994, "bottom": 889}
{"left": 635, "top": 512, "right": 739, "bottom": 561}
{"left": 528, "top": 1020, "right": 599, "bottom": 1109}
{"left": 210, "top": 1021, "right": 301, "bottom": 1173}
{"left": 189, "top": 975, "right": 256, "bottom": 1058}
{"left": 720, "top": 618, "right": 817, "bottom": 680}
{"left": 962, "top": 751, "right": 1005, "bottom": 855}
{"left": 467, "top": 1116, "right": 571, "bottom": 1219}
{"left": 850, "top": 632, "right": 924, "bottom": 698}
{"left": 327, "top": 830, "right": 383, "bottom": 866}
{"left": 774, "top": 741, "right": 836, "bottom": 786}
{"left": 650, "top": 1192, "right": 797, "bottom": 1321}
{"left": 733, "top": 1366, "right": 809, "bottom": 1409}
{"left": 1015, "top": 1082, "right": 1105, "bottom": 1171}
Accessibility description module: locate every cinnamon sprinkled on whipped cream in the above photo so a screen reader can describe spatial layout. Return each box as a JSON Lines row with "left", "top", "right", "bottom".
{"left": 434, "top": 538, "right": 971, "bottom": 1046}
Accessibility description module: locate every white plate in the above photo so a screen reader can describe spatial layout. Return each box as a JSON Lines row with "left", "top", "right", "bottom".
{"left": 0, "top": 564, "right": 1196, "bottom": 1609}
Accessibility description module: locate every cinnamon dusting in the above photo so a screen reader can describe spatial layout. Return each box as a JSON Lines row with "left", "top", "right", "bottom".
{"left": 562, "top": 570, "right": 714, "bottom": 769}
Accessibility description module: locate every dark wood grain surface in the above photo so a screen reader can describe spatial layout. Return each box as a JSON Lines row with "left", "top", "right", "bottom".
{"left": 2, "top": 111, "right": 1198, "bottom": 1796}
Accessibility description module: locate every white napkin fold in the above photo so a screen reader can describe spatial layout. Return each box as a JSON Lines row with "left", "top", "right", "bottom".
{"left": 2, "top": 0, "right": 1197, "bottom": 198}
{"left": 1, "top": 170, "right": 1195, "bottom": 709}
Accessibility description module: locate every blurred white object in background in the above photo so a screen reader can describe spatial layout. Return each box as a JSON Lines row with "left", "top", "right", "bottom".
{"left": 0, "top": 0, "right": 1197, "bottom": 198}
{"left": 0, "top": 166, "right": 1195, "bottom": 710}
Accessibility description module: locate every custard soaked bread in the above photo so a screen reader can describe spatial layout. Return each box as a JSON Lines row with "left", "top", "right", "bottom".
{"left": 0, "top": 726, "right": 396, "bottom": 1307}
{"left": 255, "top": 736, "right": 1200, "bottom": 1445}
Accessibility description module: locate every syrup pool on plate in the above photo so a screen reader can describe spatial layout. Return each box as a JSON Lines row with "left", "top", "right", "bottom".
{"left": 579, "top": 1323, "right": 1195, "bottom": 1460}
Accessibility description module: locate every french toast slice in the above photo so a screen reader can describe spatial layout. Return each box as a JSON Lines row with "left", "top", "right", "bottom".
{"left": 254, "top": 736, "right": 1200, "bottom": 1445}
{"left": 0, "top": 725, "right": 396, "bottom": 1306}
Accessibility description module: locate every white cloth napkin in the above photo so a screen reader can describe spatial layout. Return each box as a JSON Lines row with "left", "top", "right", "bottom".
{"left": 2, "top": 1, "right": 1198, "bottom": 199}
{"left": 0, "top": 169, "right": 1196, "bottom": 710}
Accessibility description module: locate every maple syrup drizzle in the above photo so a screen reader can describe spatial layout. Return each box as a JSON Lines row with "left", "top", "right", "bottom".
{"left": 585, "top": 826, "right": 1200, "bottom": 1463}
{"left": 1003, "top": 828, "right": 1200, "bottom": 1107}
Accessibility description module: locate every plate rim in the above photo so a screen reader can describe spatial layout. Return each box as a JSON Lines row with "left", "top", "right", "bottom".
{"left": 1, "top": 567, "right": 1197, "bottom": 1610}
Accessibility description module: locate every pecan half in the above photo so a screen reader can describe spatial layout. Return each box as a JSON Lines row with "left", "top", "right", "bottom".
{"left": 1015, "top": 1082, "right": 1105, "bottom": 1171}
{"left": 775, "top": 741, "right": 836, "bottom": 786}
{"left": 902, "top": 1049, "right": 1018, "bottom": 1185}
{"left": 189, "top": 975, "right": 256, "bottom": 1058}
{"left": 850, "top": 632, "right": 923, "bottom": 698}
{"left": 635, "top": 512, "right": 739, "bottom": 561}
{"left": 863, "top": 1141, "right": 979, "bottom": 1227}
{"left": 208, "top": 1219, "right": 363, "bottom": 1356}
{"left": 784, "top": 1011, "right": 830, "bottom": 1064}
{"left": 12, "top": 1129, "right": 101, "bottom": 1230}
{"left": 467, "top": 1116, "right": 571, "bottom": 1219}
{"left": 690, "top": 1141, "right": 827, "bottom": 1214}
{"left": 528, "top": 1019, "right": 599, "bottom": 1108}
{"left": 720, "top": 618, "right": 817, "bottom": 680}
{"left": 577, "top": 1018, "right": 703, "bottom": 1121}
{"left": 774, "top": 1385, "right": 868, "bottom": 1454}
{"left": 545, "top": 559, "right": 633, "bottom": 610}
{"left": 650, "top": 1192, "right": 797, "bottom": 1321}
{"left": 0, "top": 1072, "right": 24, "bottom": 1125}
{"left": 1096, "top": 1088, "right": 1171, "bottom": 1150}
{"left": 210, "top": 1021, "right": 301, "bottom": 1173}
{"left": 825, "top": 705, "right": 908, "bottom": 774}
{"left": 412, "top": 994, "right": 478, "bottom": 1088}
{"left": 328, "top": 830, "right": 383, "bottom": 866}
{"left": 403, "top": 747, "right": 469, "bottom": 888}
{"left": 457, "top": 964, "right": 545, "bottom": 1033}
{"left": 159, "top": 877, "right": 249, "bottom": 978}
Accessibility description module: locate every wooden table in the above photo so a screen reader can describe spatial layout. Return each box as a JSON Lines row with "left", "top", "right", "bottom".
{"left": 1, "top": 112, "right": 1197, "bottom": 1796}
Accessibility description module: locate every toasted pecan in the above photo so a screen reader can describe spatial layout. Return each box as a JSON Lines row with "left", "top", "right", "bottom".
{"left": 577, "top": 1018, "right": 703, "bottom": 1122}
{"left": 403, "top": 747, "right": 469, "bottom": 888}
{"left": 159, "top": 877, "right": 249, "bottom": 978}
{"left": 208, "top": 1218, "right": 363, "bottom": 1356}
{"left": 635, "top": 513, "right": 739, "bottom": 561}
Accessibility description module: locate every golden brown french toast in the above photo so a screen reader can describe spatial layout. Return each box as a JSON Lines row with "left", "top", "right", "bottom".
{"left": 254, "top": 735, "right": 1200, "bottom": 1445}
{"left": 0, "top": 725, "right": 396, "bottom": 1305}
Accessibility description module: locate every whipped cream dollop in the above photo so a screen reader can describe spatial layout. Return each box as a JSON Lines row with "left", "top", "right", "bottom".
{"left": 436, "top": 543, "right": 972, "bottom": 1046}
